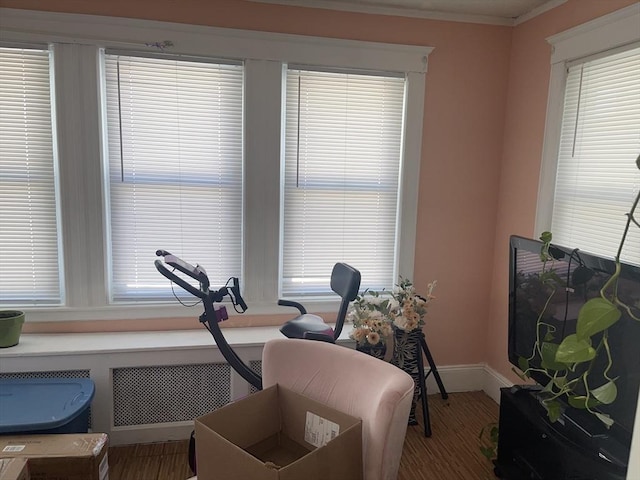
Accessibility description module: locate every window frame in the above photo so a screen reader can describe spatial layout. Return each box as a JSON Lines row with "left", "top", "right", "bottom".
{"left": 280, "top": 66, "right": 408, "bottom": 297}
{"left": 0, "top": 43, "right": 64, "bottom": 305}
{"left": 0, "top": 8, "right": 432, "bottom": 322}
{"left": 101, "top": 51, "right": 246, "bottom": 303}
{"left": 535, "top": 3, "right": 640, "bottom": 238}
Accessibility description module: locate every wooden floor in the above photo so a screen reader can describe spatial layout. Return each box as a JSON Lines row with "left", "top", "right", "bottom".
{"left": 108, "top": 391, "right": 499, "bottom": 480}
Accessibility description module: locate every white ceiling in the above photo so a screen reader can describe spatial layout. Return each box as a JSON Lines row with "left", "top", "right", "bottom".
{"left": 249, "top": 0, "right": 567, "bottom": 25}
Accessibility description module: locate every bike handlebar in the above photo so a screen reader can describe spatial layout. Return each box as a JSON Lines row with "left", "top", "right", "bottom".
{"left": 230, "top": 277, "right": 248, "bottom": 312}
{"left": 154, "top": 250, "right": 247, "bottom": 312}
{"left": 154, "top": 257, "right": 206, "bottom": 299}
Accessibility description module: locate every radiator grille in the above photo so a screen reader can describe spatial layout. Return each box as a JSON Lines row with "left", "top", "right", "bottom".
{"left": 0, "top": 370, "right": 90, "bottom": 379}
{"left": 112, "top": 363, "right": 230, "bottom": 426}
{"left": 249, "top": 360, "right": 262, "bottom": 394}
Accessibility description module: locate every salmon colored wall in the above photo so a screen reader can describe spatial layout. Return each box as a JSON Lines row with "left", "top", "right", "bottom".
{"left": 486, "top": 0, "right": 638, "bottom": 382}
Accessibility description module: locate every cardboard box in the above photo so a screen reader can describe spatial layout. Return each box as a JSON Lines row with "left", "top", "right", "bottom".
{"left": 0, "top": 434, "right": 108, "bottom": 480}
{"left": 195, "top": 384, "right": 363, "bottom": 480}
{"left": 0, "top": 458, "right": 29, "bottom": 480}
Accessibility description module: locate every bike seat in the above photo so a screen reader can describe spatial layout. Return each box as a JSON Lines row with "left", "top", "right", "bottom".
{"left": 279, "top": 314, "right": 335, "bottom": 343}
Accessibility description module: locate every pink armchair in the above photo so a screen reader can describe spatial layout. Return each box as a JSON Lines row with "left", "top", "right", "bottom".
{"left": 262, "top": 338, "right": 414, "bottom": 480}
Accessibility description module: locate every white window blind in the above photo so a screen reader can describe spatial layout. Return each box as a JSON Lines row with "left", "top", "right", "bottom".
{"left": 551, "top": 46, "right": 640, "bottom": 265}
{"left": 0, "top": 46, "right": 61, "bottom": 305}
{"left": 103, "top": 53, "right": 244, "bottom": 301}
{"left": 282, "top": 68, "right": 405, "bottom": 296}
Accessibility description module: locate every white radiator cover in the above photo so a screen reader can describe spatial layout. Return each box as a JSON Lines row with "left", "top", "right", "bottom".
{"left": 0, "top": 329, "right": 498, "bottom": 446}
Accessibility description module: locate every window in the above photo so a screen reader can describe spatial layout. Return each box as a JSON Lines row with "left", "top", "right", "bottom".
{"left": 537, "top": 4, "right": 640, "bottom": 267}
{"left": 0, "top": 9, "right": 429, "bottom": 320}
{"left": 0, "top": 45, "right": 61, "bottom": 305}
{"left": 551, "top": 46, "right": 640, "bottom": 264}
{"left": 103, "top": 53, "right": 244, "bottom": 301}
{"left": 282, "top": 68, "right": 405, "bottom": 295}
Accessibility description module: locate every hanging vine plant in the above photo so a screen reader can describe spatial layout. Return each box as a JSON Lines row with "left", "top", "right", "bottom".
{"left": 515, "top": 155, "right": 640, "bottom": 427}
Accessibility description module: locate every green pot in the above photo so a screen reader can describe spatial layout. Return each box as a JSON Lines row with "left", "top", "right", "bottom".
{"left": 0, "top": 310, "right": 25, "bottom": 348}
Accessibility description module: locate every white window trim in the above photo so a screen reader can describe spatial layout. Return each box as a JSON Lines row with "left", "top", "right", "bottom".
{"left": 534, "top": 2, "right": 640, "bottom": 236}
{"left": 0, "top": 8, "right": 432, "bottom": 322}
{"left": 0, "top": 8, "right": 430, "bottom": 73}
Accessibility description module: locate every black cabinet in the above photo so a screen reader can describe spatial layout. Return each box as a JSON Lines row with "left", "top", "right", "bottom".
{"left": 494, "top": 386, "right": 628, "bottom": 480}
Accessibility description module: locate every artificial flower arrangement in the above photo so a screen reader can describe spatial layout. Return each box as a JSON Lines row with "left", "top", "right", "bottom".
{"left": 392, "top": 278, "right": 437, "bottom": 332}
{"left": 348, "top": 277, "right": 437, "bottom": 347}
{"left": 347, "top": 290, "right": 395, "bottom": 347}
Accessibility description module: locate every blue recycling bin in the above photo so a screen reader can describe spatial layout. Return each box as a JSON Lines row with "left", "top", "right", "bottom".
{"left": 0, "top": 378, "right": 95, "bottom": 434}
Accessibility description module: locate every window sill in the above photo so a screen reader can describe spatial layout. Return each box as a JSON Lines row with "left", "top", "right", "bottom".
{"left": 0, "top": 326, "right": 355, "bottom": 358}
{"left": 16, "top": 299, "right": 343, "bottom": 323}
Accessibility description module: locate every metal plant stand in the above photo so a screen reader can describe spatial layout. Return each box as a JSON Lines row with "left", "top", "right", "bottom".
{"left": 416, "top": 331, "right": 448, "bottom": 437}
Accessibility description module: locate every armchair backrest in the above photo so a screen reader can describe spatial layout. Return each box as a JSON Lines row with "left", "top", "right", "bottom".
{"left": 262, "top": 338, "right": 414, "bottom": 480}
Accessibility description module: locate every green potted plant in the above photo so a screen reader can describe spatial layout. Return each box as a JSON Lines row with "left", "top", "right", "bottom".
{"left": 0, "top": 310, "right": 25, "bottom": 347}
{"left": 478, "top": 422, "right": 499, "bottom": 462}
{"left": 515, "top": 154, "right": 640, "bottom": 427}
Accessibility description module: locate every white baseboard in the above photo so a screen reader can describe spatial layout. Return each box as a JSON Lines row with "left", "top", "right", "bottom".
{"left": 480, "top": 364, "right": 513, "bottom": 403}
{"left": 109, "top": 423, "right": 195, "bottom": 446}
{"left": 424, "top": 363, "right": 484, "bottom": 395}
{"left": 422, "top": 362, "right": 512, "bottom": 402}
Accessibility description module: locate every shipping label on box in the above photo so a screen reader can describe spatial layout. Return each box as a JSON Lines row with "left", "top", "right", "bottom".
{"left": 194, "top": 384, "right": 363, "bottom": 480}
{"left": 304, "top": 412, "right": 340, "bottom": 448}
{"left": 0, "top": 434, "right": 108, "bottom": 480}
{"left": 0, "top": 458, "right": 29, "bottom": 480}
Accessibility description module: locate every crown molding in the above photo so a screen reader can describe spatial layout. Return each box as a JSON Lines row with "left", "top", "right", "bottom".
{"left": 547, "top": 2, "right": 640, "bottom": 64}
{"left": 514, "top": 0, "right": 567, "bottom": 25}
{"left": 249, "top": 0, "right": 567, "bottom": 26}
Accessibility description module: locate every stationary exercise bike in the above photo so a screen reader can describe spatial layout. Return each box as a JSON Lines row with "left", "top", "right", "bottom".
{"left": 155, "top": 251, "right": 360, "bottom": 475}
{"left": 154, "top": 250, "right": 361, "bottom": 391}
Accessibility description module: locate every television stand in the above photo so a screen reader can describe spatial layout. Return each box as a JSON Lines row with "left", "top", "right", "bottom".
{"left": 494, "top": 386, "right": 628, "bottom": 480}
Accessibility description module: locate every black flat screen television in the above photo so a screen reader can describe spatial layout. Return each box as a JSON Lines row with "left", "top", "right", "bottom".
{"left": 508, "top": 235, "right": 640, "bottom": 467}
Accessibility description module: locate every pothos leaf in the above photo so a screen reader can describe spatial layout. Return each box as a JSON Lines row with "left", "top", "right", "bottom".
{"left": 591, "top": 381, "right": 618, "bottom": 405}
{"left": 553, "top": 376, "right": 567, "bottom": 389}
{"left": 480, "top": 446, "right": 495, "bottom": 460}
{"left": 544, "top": 399, "right": 563, "bottom": 423}
{"left": 555, "top": 334, "right": 596, "bottom": 364}
{"left": 577, "top": 298, "right": 622, "bottom": 340}
{"left": 594, "top": 412, "right": 615, "bottom": 428}
{"left": 518, "top": 356, "right": 530, "bottom": 374}
{"left": 567, "top": 395, "right": 601, "bottom": 409}
{"left": 540, "top": 342, "right": 567, "bottom": 371}
{"left": 489, "top": 425, "right": 499, "bottom": 443}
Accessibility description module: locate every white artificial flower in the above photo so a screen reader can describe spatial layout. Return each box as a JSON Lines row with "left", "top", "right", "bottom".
{"left": 393, "top": 315, "right": 409, "bottom": 330}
